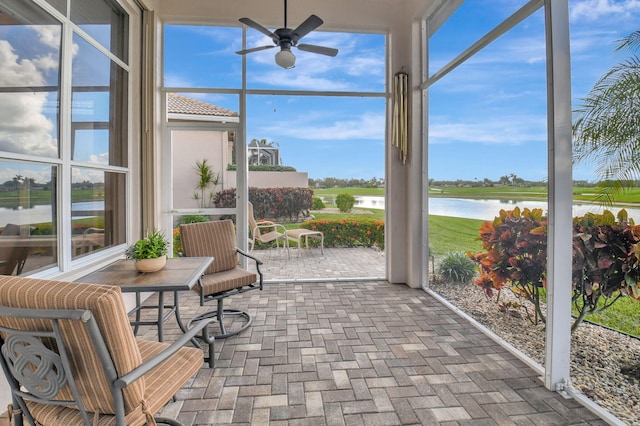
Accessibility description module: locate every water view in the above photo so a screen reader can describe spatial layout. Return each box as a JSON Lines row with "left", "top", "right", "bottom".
{"left": 0, "top": 201, "right": 105, "bottom": 226}
{"left": 354, "top": 196, "right": 640, "bottom": 222}
{"left": 4, "top": 197, "right": 639, "bottom": 225}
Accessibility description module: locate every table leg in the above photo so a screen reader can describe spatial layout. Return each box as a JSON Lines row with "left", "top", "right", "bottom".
{"left": 157, "top": 291, "right": 164, "bottom": 342}
{"left": 174, "top": 290, "right": 189, "bottom": 335}
{"left": 133, "top": 292, "right": 141, "bottom": 336}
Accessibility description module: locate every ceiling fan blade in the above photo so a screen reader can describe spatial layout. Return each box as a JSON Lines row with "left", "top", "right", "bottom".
{"left": 291, "top": 15, "right": 323, "bottom": 42}
{"left": 239, "top": 17, "right": 279, "bottom": 43}
{"left": 236, "top": 45, "right": 276, "bottom": 55}
{"left": 297, "top": 44, "right": 339, "bottom": 57}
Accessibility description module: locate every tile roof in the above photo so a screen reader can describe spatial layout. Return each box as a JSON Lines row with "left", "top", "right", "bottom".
{"left": 167, "top": 93, "right": 238, "bottom": 117}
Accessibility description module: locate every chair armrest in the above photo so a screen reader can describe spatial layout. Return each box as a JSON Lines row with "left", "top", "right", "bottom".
{"left": 114, "top": 317, "right": 215, "bottom": 388}
{"left": 237, "top": 248, "right": 263, "bottom": 265}
{"left": 253, "top": 222, "right": 286, "bottom": 233}
{"left": 236, "top": 248, "right": 264, "bottom": 289}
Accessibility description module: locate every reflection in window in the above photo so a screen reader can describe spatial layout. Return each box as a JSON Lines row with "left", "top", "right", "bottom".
{"left": 0, "top": 160, "right": 58, "bottom": 275}
{"left": 1, "top": 0, "right": 129, "bottom": 275}
{"left": 0, "top": 0, "right": 61, "bottom": 158}
{"left": 70, "top": 0, "right": 128, "bottom": 63}
{"left": 72, "top": 128, "right": 110, "bottom": 164}
{"left": 71, "top": 168, "right": 125, "bottom": 259}
{"left": 72, "top": 33, "right": 128, "bottom": 167}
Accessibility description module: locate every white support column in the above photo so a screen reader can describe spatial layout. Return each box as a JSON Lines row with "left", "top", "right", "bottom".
{"left": 544, "top": 0, "right": 573, "bottom": 393}
{"left": 237, "top": 27, "right": 249, "bottom": 266}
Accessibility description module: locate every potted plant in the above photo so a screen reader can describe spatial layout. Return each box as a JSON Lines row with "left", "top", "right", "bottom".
{"left": 125, "top": 229, "right": 169, "bottom": 272}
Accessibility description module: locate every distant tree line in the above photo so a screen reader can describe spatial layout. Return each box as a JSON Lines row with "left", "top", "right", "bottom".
{"left": 0, "top": 176, "right": 103, "bottom": 193}
{"left": 308, "top": 177, "right": 384, "bottom": 188}
{"left": 308, "top": 175, "right": 615, "bottom": 189}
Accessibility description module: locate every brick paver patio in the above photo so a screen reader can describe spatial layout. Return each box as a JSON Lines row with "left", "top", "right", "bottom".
{"left": 137, "top": 248, "right": 607, "bottom": 425}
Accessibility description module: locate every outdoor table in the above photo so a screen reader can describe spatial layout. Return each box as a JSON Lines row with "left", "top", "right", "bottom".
{"left": 285, "top": 228, "right": 324, "bottom": 255}
{"left": 77, "top": 256, "right": 213, "bottom": 342}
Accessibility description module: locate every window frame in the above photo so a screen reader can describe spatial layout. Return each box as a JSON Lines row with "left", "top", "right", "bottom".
{"left": 0, "top": 0, "right": 140, "bottom": 278}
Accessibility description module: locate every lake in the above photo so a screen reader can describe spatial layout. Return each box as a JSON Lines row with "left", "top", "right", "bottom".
{"left": 354, "top": 196, "right": 640, "bottom": 222}
{"left": 4, "top": 197, "right": 638, "bottom": 225}
{"left": 0, "top": 201, "right": 105, "bottom": 226}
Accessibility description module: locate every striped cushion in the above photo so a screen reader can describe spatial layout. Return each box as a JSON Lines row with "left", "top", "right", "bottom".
{"left": 180, "top": 220, "right": 238, "bottom": 273}
{"left": 26, "top": 339, "right": 203, "bottom": 426}
{"left": 0, "top": 276, "right": 144, "bottom": 415}
{"left": 196, "top": 267, "right": 257, "bottom": 296}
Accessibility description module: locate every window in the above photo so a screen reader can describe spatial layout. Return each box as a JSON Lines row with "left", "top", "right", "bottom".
{"left": 0, "top": 0, "right": 130, "bottom": 275}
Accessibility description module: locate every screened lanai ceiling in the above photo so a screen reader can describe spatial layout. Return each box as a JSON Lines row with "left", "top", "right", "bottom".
{"left": 156, "top": 0, "right": 444, "bottom": 32}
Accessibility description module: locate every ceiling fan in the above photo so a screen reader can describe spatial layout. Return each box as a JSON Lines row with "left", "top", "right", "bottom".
{"left": 236, "top": 0, "right": 339, "bottom": 69}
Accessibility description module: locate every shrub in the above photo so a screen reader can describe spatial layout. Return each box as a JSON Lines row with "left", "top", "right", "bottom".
{"left": 312, "top": 197, "right": 325, "bottom": 209}
{"left": 468, "top": 207, "right": 550, "bottom": 325}
{"left": 336, "top": 193, "right": 355, "bottom": 212}
{"left": 302, "top": 218, "right": 384, "bottom": 249}
{"left": 571, "top": 209, "right": 640, "bottom": 331}
{"left": 173, "top": 228, "right": 182, "bottom": 257}
{"left": 468, "top": 207, "right": 640, "bottom": 333}
{"left": 179, "top": 215, "right": 209, "bottom": 224}
{"left": 215, "top": 187, "right": 313, "bottom": 221}
{"left": 438, "top": 251, "right": 476, "bottom": 283}
{"left": 226, "top": 164, "right": 297, "bottom": 172}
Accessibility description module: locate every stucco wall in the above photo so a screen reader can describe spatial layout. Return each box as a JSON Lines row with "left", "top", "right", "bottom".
{"left": 171, "top": 130, "right": 308, "bottom": 208}
{"left": 171, "top": 130, "right": 228, "bottom": 209}
{"left": 226, "top": 171, "right": 308, "bottom": 189}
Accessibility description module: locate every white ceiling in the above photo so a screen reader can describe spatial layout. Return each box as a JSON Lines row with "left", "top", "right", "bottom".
{"left": 154, "top": 0, "right": 439, "bottom": 33}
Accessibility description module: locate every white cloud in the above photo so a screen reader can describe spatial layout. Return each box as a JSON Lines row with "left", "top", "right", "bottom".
{"left": 429, "top": 113, "right": 547, "bottom": 146}
{"left": 0, "top": 41, "right": 57, "bottom": 157}
{"left": 72, "top": 167, "right": 104, "bottom": 184}
{"left": 32, "top": 53, "right": 59, "bottom": 72}
{"left": 570, "top": 0, "right": 640, "bottom": 22}
{"left": 244, "top": 32, "right": 384, "bottom": 90}
{"left": 164, "top": 74, "right": 195, "bottom": 88}
{"left": 262, "top": 111, "right": 385, "bottom": 141}
{"left": 30, "top": 25, "right": 61, "bottom": 50}
{"left": 88, "top": 153, "right": 109, "bottom": 165}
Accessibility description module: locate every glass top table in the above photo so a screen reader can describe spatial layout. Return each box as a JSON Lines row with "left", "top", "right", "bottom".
{"left": 77, "top": 257, "right": 213, "bottom": 343}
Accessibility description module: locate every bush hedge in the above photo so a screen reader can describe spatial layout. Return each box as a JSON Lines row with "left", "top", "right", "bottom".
{"left": 301, "top": 218, "right": 384, "bottom": 249}
{"left": 336, "top": 193, "right": 355, "bottom": 212}
{"left": 226, "top": 164, "right": 297, "bottom": 172}
{"left": 215, "top": 187, "right": 313, "bottom": 221}
{"left": 312, "top": 197, "right": 325, "bottom": 209}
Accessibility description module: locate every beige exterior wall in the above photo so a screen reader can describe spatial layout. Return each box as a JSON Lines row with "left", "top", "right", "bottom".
{"left": 226, "top": 171, "right": 308, "bottom": 189}
{"left": 171, "top": 130, "right": 229, "bottom": 209}
{"left": 172, "top": 130, "right": 308, "bottom": 210}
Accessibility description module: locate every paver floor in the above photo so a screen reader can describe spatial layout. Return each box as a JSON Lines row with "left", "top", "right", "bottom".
{"left": 133, "top": 248, "right": 607, "bottom": 425}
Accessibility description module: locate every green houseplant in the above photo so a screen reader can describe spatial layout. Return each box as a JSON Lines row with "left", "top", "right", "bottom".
{"left": 125, "top": 229, "right": 169, "bottom": 272}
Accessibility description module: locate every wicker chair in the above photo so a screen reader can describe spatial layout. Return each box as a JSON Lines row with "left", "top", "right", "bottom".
{"left": 0, "top": 275, "right": 214, "bottom": 426}
{"left": 179, "top": 219, "right": 264, "bottom": 338}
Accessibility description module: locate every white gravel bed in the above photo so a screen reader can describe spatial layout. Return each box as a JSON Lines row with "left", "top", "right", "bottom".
{"left": 430, "top": 280, "right": 640, "bottom": 425}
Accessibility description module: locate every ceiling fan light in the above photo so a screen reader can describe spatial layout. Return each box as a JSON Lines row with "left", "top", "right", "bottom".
{"left": 275, "top": 48, "right": 296, "bottom": 69}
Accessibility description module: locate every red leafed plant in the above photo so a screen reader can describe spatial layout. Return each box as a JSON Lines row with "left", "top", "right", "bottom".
{"left": 468, "top": 207, "right": 640, "bottom": 333}
{"left": 467, "top": 207, "right": 548, "bottom": 325}
{"left": 572, "top": 209, "right": 640, "bottom": 331}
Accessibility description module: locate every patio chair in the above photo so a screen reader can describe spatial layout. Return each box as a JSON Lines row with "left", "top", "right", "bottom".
{"left": 248, "top": 201, "right": 289, "bottom": 256}
{"left": 0, "top": 224, "right": 30, "bottom": 276}
{"left": 0, "top": 275, "right": 214, "bottom": 426}
{"left": 179, "top": 219, "right": 264, "bottom": 338}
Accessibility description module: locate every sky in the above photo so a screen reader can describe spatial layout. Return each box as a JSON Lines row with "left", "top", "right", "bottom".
{"left": 163, "top": 25, "right": 386, "bottom": 182}
{"left": 2, "top": 1, "right": 638, "bottom": 185}
{"left": 163, "top": 0, "right": 640, "bottom": 183}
